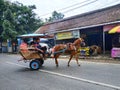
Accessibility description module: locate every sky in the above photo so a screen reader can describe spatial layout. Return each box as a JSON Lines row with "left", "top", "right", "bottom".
{"left": 9, "top": 0, "right": 120, "bottom": 20}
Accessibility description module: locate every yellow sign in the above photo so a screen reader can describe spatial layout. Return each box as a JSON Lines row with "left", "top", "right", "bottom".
{"left": 56, "top": 32, "right": 73, "bottom": 40}
{"left": 78, "top": 47, "right": 90, "bottom": 56}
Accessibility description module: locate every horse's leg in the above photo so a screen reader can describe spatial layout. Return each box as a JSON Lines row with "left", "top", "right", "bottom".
{"left": 68, "top": 55, "right": 73, "bottom": 67}
{"left": 54, "top": 54, "right": 59, "bottom": 67}
{"left": 75, "top": 54, "right": 80, "bottom": 66}
{"left": 55, "top": 58, "right": 58, "bottom": 67}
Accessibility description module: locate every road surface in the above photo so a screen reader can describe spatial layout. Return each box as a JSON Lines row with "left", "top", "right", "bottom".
{"left": 0, "top": 54, "right": 120, "bottom": 90}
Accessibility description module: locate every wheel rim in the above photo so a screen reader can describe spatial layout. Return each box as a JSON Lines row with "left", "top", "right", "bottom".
{"left": 31, "top": 62, "right": 39, "bottom": 69}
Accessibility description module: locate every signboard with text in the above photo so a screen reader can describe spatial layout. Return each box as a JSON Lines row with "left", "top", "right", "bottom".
{"left": 55, "top": 30, "right": 79, "bottom": 40}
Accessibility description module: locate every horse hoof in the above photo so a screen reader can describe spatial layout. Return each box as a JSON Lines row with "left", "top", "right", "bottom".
{"left": 56, "top": 65, "right": 59, "bottom": 67}
{"left": 78, "top": 64, "right": 80, "bottom": 66}
{"left": 67, "top": 65, "right": 70, "bottom": 67}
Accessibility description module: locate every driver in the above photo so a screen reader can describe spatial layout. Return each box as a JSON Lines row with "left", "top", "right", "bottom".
{"left": 33, "top": 38, "right": 46, "bottom": 59}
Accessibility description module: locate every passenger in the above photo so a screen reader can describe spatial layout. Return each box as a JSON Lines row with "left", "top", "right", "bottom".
{"left": 33, "top": 38, "right": 46, "bottom": 59}
{"left": 20, "top": 39, "right": 28, "bottom": 52}
{"left": 18, "top": 39, "right": 28, "bottom": 61}
{"left": 29, "top": 41, "right": 35, "bottom": 49}
{"left": 33, "top": 38, "right": 43, "bottom": 52}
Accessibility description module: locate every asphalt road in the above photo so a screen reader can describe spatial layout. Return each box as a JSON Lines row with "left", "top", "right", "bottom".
{"left": 0, "top": 54, "right": 120, "bottom": 90}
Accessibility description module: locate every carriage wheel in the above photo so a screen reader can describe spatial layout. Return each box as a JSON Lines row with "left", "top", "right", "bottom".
{"left": 39, "top": 59, "right": 44, "bottom": 65}
{"left": 36, "top": 59, "right": 44, "bottom": 65}
{"left": 29, "top": 60, "right": 40, "bottom": 70}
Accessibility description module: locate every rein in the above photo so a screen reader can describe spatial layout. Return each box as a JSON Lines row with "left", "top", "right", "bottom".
{"left": 53, "top": 43, "right": 77, "bottom": 55}
{"left": 53, "top": 48, "right": 67, "bottom": 54}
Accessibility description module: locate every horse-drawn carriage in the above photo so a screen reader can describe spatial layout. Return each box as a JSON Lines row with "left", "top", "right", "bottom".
{"left": 18, "top": 34, "right": 52, "bottom": 70}
{"left": 18, "top": 33, "right": 87, "bottom": 69}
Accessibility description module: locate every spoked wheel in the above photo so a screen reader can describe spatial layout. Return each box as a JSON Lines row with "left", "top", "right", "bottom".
{"left": 39, "top": 59, "right": 44, "bottom": 65}
{"left": 29, "top": 60, "right": 40, "bottom": 70}
{"left": 35, "top": 59, "right": 44, "bottom": 66}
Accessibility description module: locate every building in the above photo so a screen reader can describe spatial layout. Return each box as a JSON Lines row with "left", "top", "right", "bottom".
{"left": 35, "top": 4, "right": 120, "bottom": 53}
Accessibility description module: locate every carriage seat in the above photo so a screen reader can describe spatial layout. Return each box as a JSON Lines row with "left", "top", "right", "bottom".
{"left": 19, "top": 47, "right": 43, "bottom": 60}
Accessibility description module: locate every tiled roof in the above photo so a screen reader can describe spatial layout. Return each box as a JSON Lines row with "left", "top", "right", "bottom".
{"left": 35, "top": 4, "right": 120, "bottom": 34}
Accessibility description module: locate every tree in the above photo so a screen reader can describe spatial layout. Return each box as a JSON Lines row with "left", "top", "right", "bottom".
{"left": 1, "top": 6, "right": 17, "bottom": 41}
{"left": 0, "top": 0, "right": 44, "bottom": 41}
{"left": 2, "top": 20, "right": 17, "bottom": 40}
{"left": 11, "top": 2, "right": 44, "bottom": 34}
{"left": 45, "top": 11, "right": 64, "bottom": 22}
{"left": 0, "top": 0, "right": 5, "bottom": 41}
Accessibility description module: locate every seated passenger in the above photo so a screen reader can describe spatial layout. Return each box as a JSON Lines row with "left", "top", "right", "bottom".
{"left": 29, "top": 41, "right": 35, "bottom": 50}
{"left": 33, "top": 38, "right": 44, "bottom": 53}
{"left": 33, "top": 38, "right": 47, "bottom": 59}
{"left": 20, "top": 39, "right": 28, "bottom": 52}
{"left": 19, "top": 39, "right": 41, "bottom": 61}
{"left": 19, "top": 39, "right": 29, "bottom": 61}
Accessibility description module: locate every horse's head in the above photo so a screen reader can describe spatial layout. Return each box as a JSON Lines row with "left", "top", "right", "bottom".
{"left": 73, "top": 38, "right": 85, "bottom": 47}
{"left": 80, "top": 38, "right": 86, "bottom": 47}
{"left": 79, "top": 38, "right": 84, "bottom": 42}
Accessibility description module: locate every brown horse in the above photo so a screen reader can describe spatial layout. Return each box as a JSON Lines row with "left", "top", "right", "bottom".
{"left": 52, "top": 38, "right": 85, "bottom": 67}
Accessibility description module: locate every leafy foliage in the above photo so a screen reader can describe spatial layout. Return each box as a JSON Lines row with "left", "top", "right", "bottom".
{"left": 0, "top": 0, "right": 64, "bottom": 42}
{"left": 0, "top": 0, "right": 43, "bottom": 41}
{"left": 45, "top": 11, "right": 64, "bottom": 22}
{"left": 2, "top": 20, "right": 17, "bottom": 40}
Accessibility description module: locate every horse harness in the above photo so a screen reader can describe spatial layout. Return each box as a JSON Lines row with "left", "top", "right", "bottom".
{"left": 53, "top": 43, "right": 77, "bottom": 54}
